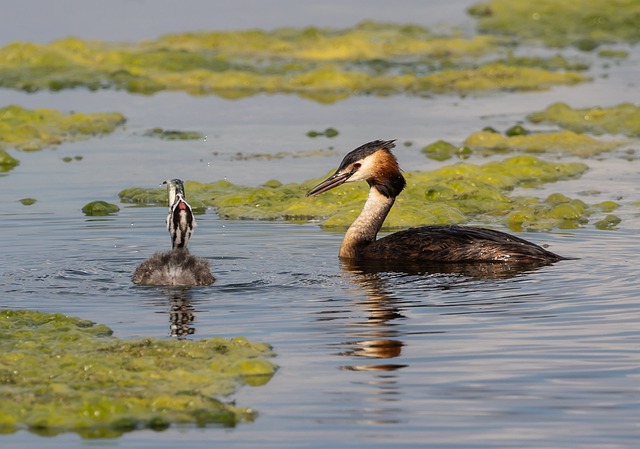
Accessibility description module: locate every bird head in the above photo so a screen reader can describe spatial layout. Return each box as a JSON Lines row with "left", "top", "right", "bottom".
{"left": 163, "top": 179, "right": 186, "bottom": 208}
{"left": 306, "top": 139, "right": 405, "bottom": 198}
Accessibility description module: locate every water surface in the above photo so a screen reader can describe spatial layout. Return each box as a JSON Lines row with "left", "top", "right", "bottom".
{"left": 1, "top": 1, "right": 640, "bottom": 448}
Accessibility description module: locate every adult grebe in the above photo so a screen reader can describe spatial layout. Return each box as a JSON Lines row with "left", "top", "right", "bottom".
{"left": 306, "top": 140, "right": 565, "bottom": 263}
{"left": 132, "top": 179, "right": 215, "bottom": 286}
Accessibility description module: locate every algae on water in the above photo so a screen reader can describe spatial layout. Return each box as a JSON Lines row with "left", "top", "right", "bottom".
{"left": 82, "top": 201, "right": 120, "bottom": 216}
{"left": 415, "top": 63, "right": 586, "bottom": 94}
{"left": 307, "top": 127, "right": 339, "bottom": 138}
{"left": 469, "top": 0, "right": 640, "bottom": 48}
{"left": 528, "top": 102, "right": 640, "bottom": 137}
{"left": 18, "top": 197, "right": 37, "bottom": 205}
{"left": 230, "top": 147, "right": 337, "bottom": 161}
{"left": 0, "top": 22, "right": 590, "bottom": 102}
{"left": 463, "top": 129, "right": 626, "bottom": 157}
{"left": 120, "top": 155, "right": 599, "bottom": 231}
{"left": 422, "top": 140, "right": 471, "bottom": 161}
{"left": 0, "top": 105, "right": 125, "bottom": 151}
{"left": 143, "top": 128, "right": 205, "bottom": 140}
{"left": 0, "top": 310, "right": 276, "bottom": 438}
{"left": 0, "top": 148, "right": 19, "bottom": 171}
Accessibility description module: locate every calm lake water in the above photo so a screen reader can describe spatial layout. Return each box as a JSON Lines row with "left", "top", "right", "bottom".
{"left": 2, "top": 1, "right": 640, "bottom": 448}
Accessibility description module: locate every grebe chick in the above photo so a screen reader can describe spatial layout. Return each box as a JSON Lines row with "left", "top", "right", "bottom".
{"left": 132, "top": 179, "right": 215, "bottom": 286}
{"left": 164, "top": 178, "right": 195, "bottom": 250}
{"left": 306, "top": 140, "right": 565, "bottom": 264}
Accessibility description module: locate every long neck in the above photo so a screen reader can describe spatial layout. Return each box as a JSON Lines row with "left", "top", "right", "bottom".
{"left": 339, "top": 186, "right": 395, "bottom": 259}
{"left": 167, "top": 197, "right": 195, "bottom": 250}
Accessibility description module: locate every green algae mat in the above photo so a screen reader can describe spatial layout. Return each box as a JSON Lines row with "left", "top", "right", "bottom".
{"left": 0, "top": 310, "right": 277, "bottom": 438}
{"left": 528, "top": 103, "right": 640, "bottom": 137}
{"left": 0, "top": 105, "right": 124, "bottom": 172}
{"left": 120, "top": 155, "right": 619, "bottom": 232}
{"left": 0, "top": 148, "right": 19, "bottom": 172}
{"left": 0, "top": 21, "right": 588, "bottom": 101}
{"left": 3, "top": 2, "right": 639, "bottom": 101}
{"left": 469, "top": 0, "right": 640, "bottom": 48}
{"left": 463, "top": 129, "right": 626, "bottom": 157}
{"left": 0, "top": 105, "right": 125, "bottom": 152}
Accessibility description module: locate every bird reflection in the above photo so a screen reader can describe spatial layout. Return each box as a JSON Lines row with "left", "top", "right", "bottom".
{"left": 168, "top": 289, "right": 197, "bottom": 338}
{"left": 339, "top": 339, "right": 405, "bottom": 372}
{"left": 336, "top": 264, "right": 408, "bottom": 372}
{"left": 344, "top": 257, "right": 552, "bottom": 280}
{"left": 323, "top": 254, "right": 555, "bottom": 425}
{"left": 336, "top": 258, "right": 548, "bottom": 372}
{"left": 144, "top": 288, "right": 199, "bottom": 338}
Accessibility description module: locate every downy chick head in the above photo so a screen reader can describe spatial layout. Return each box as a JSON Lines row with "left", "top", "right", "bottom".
{"left": 164, "top": 179, "right": 185, "bottom": 208}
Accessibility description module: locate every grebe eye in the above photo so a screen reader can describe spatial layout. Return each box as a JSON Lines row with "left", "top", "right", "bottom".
{"left": 353, "top": 163, "right": 361, "bottom": 169}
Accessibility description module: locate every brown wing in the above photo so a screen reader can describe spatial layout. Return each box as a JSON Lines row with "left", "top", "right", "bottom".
{"left": 362, "top": 225, "right": 564, "bottom": 263}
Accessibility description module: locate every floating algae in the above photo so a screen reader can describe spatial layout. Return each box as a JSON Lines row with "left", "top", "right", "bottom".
{"left": 0, "top": 148, "right": 19, "bottom": 172}
{"left": 18, "top": 197, "right": 37, "bottom": 206}
{"left": 120, "top": 156, "right": 605, "bottom": 231}
{"left": 143, "top": 128, "right": 205, "bottom": 140}
{"left": 307, "top": 127, "right": 339, "bottom": 138}
{"left": 597, "top": 49, "right": 629, "bottom": 59}
{"left": 0, "top": 105, "right": 125, "bottom": 152}
{"left": 594, "top": 214, "right": 622, "bottom": 230}
{"left": 495, "top": 54, "right": 590, "bottom": 71}
{"left": 0, "top": 22, "right": 589, "bottom": 101}
{"left": 464, "top": 129, "right": 625, "bottom": 157}
{"left": 505, "top": 124, "right": 530, "bottom": 137}
{"left": 591, "top": 200, "right": 621, "bottom": 213}
{"left": 528, "top": 102, "right": 640, "bottom": 137}
{"left": 422, "top": 140, "right": 472, "bottom": 161}
{"left": 469, "top": 0, "right": 640, "bottom": 48}
{"left": 412, "top": 62, "right": 586, "bottom": 94}
{"left": 156, "top": 21, "right": 496, "bottom": 60}
{"left": 230, "top": 147, "right": 337, "bottom": 161}
{"left": 82, "top": 201, "right": 120, "bottom": 216}
{"left": 0, "top": 310, "right": 276, "bottom": 438}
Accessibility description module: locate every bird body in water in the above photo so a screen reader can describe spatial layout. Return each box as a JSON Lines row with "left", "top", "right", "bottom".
{"left": 306, "top": 140, "right": 565, "bottom": 264}
{"left": 132, "top": 249, "right": 213, "bottom": 286}
{"left": 132, "top": 179, "right": 215, "bottom": 286}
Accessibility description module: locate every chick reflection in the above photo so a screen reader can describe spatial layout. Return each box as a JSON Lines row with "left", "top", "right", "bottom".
{"left": 166, "top": 289, "right": 197, "bottom": 338}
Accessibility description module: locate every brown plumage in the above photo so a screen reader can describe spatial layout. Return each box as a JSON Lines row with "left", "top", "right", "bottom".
{"left": 307, "top": 140, "right": 565, "bottom": 264}
{"left": 354, "top": 225, "right": 563, "bottom": 262}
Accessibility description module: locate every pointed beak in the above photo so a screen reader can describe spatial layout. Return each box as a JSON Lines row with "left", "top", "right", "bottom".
{"left": 306, "top": 171, "right": 353, "bottom": 197}
{"left": 163, "top": 179, "right": 186, "bottom": 208}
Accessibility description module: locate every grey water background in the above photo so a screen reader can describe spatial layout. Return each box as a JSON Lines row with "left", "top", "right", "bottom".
{"left": 1, "top": 1, "right": 640, "bottom": 448}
